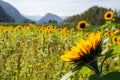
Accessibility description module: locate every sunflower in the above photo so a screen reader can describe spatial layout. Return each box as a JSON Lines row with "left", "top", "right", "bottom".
{"left": 70, "top": 28, "right": 74, "bottom": 32}
{"left": 104, "top": 11, "right": 114, "bottom": 20}
{"left": 2, "top": 29, "right": 8, "bottom": 34}
{"left": 116, "top": 36, "right": 120, "bottom": 45}
{"left": 15, "top": 26, "right": 22, "bottom": 31}
{"left": 77, "top": 21, "right": 88, "bottom": 30}
{"left": 57, "top": 28, "right": 63, "bottom": 33}
{"left": 61, "top": 32, "right": 102, "bottom": 74}
{"left": 48, "top": 29, "right": 54, "bottom": 34}
{"left": 61, "top": 32, "right": 102, "bottom": 62}
{"left": 117, "top": 37, "right": 120, "bottom": 45}
{"left": 64, "top": 33, "right": 70, "bottom": 37}
{"left": 114, "top": 29, "right": 120, "bottom": 34}
{"left": 112, "top": 36, "right": 118, "bottom": 44}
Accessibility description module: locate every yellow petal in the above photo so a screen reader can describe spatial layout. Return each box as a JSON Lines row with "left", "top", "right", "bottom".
{"left": 61, "top": 55, "right": 72, "bottom": 61}
{"left": 87, "top": 32, "right": 101, "bottom": 50}
{"left": 93, "top": 32, "right": 101, "bottom": 49}
{"left": 61, "top": 50, "right": 80, "bottom": 61}
{"left": 83, "top": 40, "right": 92, "bottom": 52}
{"left": 77, "top": 39, "right": 88, "bottom": 54}
{"left": 71, "top": 46, "right": 80, "bottom": 53}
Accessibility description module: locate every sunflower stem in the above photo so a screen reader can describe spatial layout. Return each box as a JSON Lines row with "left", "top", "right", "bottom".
{"left": 86, "top": 59, "right": 101, "bottom": 76}
{"left": 92, "top": 60, "right": 100, "bottom": 75}
{"left": 100, "top": 56, "right": 106, "bottom": 75}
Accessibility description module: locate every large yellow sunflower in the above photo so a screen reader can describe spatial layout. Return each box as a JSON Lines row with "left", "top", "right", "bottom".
{"left": 61, "top": 32, "right": 102, "bottom": 62}
{"left": 104, "top": 11, "right": 114, "bottom": 20}
{"left": 77, "top": 21, "right": 88, "bottom": 30}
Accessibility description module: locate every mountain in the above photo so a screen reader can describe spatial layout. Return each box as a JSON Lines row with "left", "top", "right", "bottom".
{"left": 38, "top": 13, "right": 63, "bottom": 24}
{"left": 0, "top": 0, "right": 31, "bottom": 22}
{"left": 0, "top": 5, "right": 15, "bottom": 22}
{"left": 25, "top": 15, "right": 68, "bottom": 22}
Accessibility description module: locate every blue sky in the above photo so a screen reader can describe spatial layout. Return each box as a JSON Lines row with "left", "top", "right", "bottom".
{"left": 3, "top": 0, "right": 120, "bottom": 16}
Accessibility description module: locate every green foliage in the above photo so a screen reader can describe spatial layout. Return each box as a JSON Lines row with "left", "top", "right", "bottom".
{"left": 112, "top": 45, "right": 120, "bottom": 55}
{"left": 63, "top": 6, "right": 120, "bottom": 26}
{"left": 89, "top": 74, "right": 101, "bottom": 80}
{"left": 102, "top": 72, "right": 120, "bottom": 80}
{"left": 89, "top": 72, "right": 120, "bottom": 80}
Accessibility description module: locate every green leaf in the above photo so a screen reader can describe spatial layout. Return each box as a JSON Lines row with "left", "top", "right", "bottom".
{"left": 100, "top": 49, "right": 114, "bottom": 74}
{"left": 60, "top": 65, "right": 82, "bottom": 80}
{"left": 102, "top": 71, "right": 120, "bottom": 80}
{"left": 104, "top": 49, "right": 114, "bottom": 60}
{"left": 60, "top": 70, "right": 76, "bottom": 80}
{"left": 112, "top": 45, "right": 120, "bottom": 55}
{"left": 89, "top": 74, "right": 101, "bottom": 80}
{"left": 80, "top": 66, "right": 91, "bottom": 75}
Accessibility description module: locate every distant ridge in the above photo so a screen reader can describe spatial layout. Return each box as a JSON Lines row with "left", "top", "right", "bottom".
{"left": 0, "top": 0, "right": 31, "bottom": 22}
{"left": 0, "top": 5, "right": 15, "bottom": 22}
{"left": 38, "top": 13, "right": 63, "bottom": 24}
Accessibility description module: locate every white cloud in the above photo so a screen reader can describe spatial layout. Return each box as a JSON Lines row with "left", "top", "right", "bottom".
{"left": 3, "top": 0, "right": 120, "bottom": 16}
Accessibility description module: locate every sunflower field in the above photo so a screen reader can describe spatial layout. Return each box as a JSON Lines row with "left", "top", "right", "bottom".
{"left": 0, "top": 11, "right": 120, "bottom": 80}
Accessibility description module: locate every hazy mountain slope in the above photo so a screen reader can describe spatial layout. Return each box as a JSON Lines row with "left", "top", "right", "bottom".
{"left": 0, "top": 5, "right": 15, "bottom": 22}
{"left": 0, "top": 0, "right": 31, "bottom": 22}
{"left": 38, "top": 13, "right": 63, "bottom": 23}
